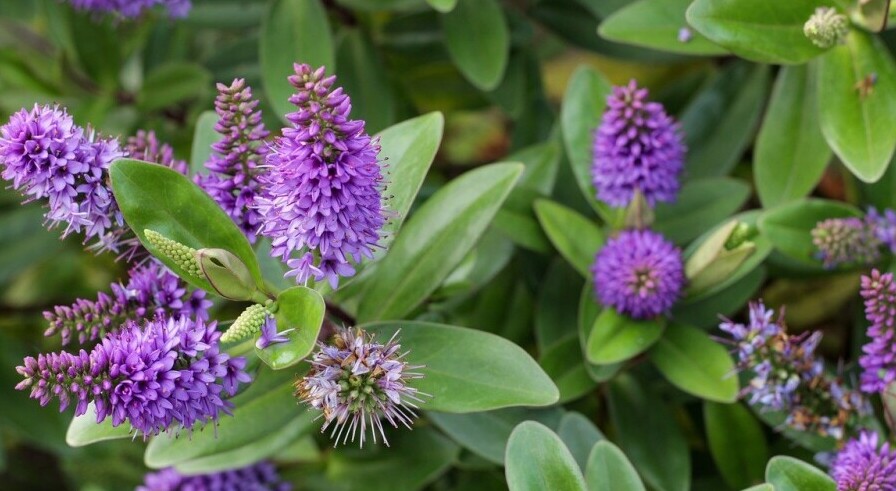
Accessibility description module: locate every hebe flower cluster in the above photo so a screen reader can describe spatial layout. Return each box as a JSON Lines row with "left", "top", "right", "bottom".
{"left": 592, "top": 80, "right": 685, "bottom": 208}
{"left": 811, "top": 217, "right": 881, "bottom": 269}
{"left": 592, "top": 229, "right": 684, "bottom": 319}
{"left": 720, "top": 302, "right": 868, "bottom": 440}
{"left": 138, "top": 462, "right": 291, "bottom": 491}
{"left": 0, "top": 104, "right": 126, "bottom": 252}
{"left": 256, "top": 64, "right": 385, "bottom": 289}
{"left": 67, "top": 0, "right": 191, "bottom": 18}
{"left": 196, "top": 79, "right": 269, "bottom": 243}
{"left": 865, "top": 207, "right": 896, "bottom": 253}
{"left": 830, "top": 431, "right": 896, "bottom": 491}
{"left": 16, "top": 315, "right": 250, "bottom": 436}
{"left": 858, "top": 269, "right": 896, "bottom": 393}
{"left": 295, "top": 328, "right": 426, "bottom": 447}
{"left": 44, "top": 262, "right": 210, "bottom": 345}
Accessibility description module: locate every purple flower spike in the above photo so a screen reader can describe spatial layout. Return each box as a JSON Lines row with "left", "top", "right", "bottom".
{"left": 256, "top": 317, "right": 290, "bottom": 350}
{"left": 831, "top": 431, "right": 896, "bottom": 491}
{"left": 859, "top": 269, "right": 896, "bottom": 393}
{"left": 0, "top": 104, "right": 127, "bottom": 253}
{"left": 126, "top": 130, "right": 188, "bottom": 175}
{"left": 592, "top": 80, "right": 685, "bottom": 208}
{"left": 866, "top": 207, "right": 896, "bottom": 254}
{"left": 256, "top": 64, "right": 386, "bottom": 289}
{"left": 138, "top": 461, "right": 291, "bottom": 491}
{"left": 67, "top": 0, "right": 191, "bottom": 18}
{"left": 592, "top": 229, "right": 684, "bottom": 319}
{"left": 196, "top": 79, "right": 269, "bottom": 243}
{"left": 17, "top": 315, "right": 250, "bottom": 437}
{"left": 295, "top": 328, "right": 427, "bottom": 447}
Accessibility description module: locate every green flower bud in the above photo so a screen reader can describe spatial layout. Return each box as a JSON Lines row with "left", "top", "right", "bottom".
{"left": 197, "top": 248, "right": 258, "bottom": 301}
{"left": 623, "top": 189, "right": 655, "bottom": 230}
{"left": 144, "top": 229, "right": 202, "bottom": 277}
{"left": 803, "top": 7, "right": 849, "bottom": 49}
{"left": 221, "top": 304, "right": 268, "bottom": 343}
{"left": 685, "top": 219, "right": 756, "bottom": 295}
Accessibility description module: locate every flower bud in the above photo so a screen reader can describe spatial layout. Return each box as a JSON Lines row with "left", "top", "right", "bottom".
{"left": 803, "top": 7, "right": 849, "bottom": 49}
{"left": 221, "top": 304, "right": 269, "bottom": 343}
{"left": 144, "top": 229, "right": 202, "bottom": 277}
{"left": 197, "top": 248, "right": 258, "bottom": 300}
{"left": 685, "top": 220, "right": 756, "bottom": 295}
{"left": 623, "top": 189, "right": 654, "bottom": 230}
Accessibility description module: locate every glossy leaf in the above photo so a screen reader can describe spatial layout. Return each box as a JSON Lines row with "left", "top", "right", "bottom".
{"left": 260, "top": 0, "right": 334, "bottom": 124}
{"left": 427, "top": 0, "right": 457, "bottom": 11}
{"left": 686, "top": 0, "right": 827, "bottom": 64}
{"left": 586, "top": 309, "right": 664, "bottom": 365}
{"left": 441, "top": 0, "right": 509, "bottom": 90}
{"left": 65, "top": 404, "right": 131, "bottom": 447}
{"left": 505, "top": 422, "right": 588, "bottom": 491}
{"left": 817, "top": 31, "right": 896, "bottom": 182}
{"left": 704, "top": 402, "right": 768, "bottom": 489}
{"left": 255, "top": 286, "right": 325, "bottom": 370}
{"left": 109, "top": 159, "right": 264, "bottom": 294}
{"left": 189, "top": 110, "right": 218, "bottom": 176}
{"left": 362, "top": 322, "right": 560, "bottom": 412}
{"left": 578, "top": 286, "right": 624, "bottom": 382}
{"left": 765, "top": 456, "right": 836, "bottom": 491}
{"left": 649, "top": 323, "right": 739, "bottom": 402}
{"left": 356, "top": 163, "right": 522, "bottom": 321}
{"left": 585, "top": 441, "right": 646, "bottom": 491}
{"left": 599, "top": 0, "right": 727, "bottom": 55}
{"left": 534, "top": 199, "right": 605, "bottom": 277}
{"left": 758, "top": 199, "right": 861, "bottom": 264}
{"left": 755, "top": 65, "right": 830, "bottom": 207}
{"left": 556, "top": 413, "right": 605, "bottom": 472}
{"left": 654, "top": 177, "right": 750, "bottom": 245}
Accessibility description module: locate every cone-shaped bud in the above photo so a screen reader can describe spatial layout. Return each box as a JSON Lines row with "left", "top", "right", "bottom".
{"left": 623, "top": 189, "right": 654, "bottom": 230}
{"left": 197, "top": 248, "right": 257, "bottom": 300}
{"left": 685, "top": 220, "right": 756, "bottom": 295}
{"left": 803, "top": 7, "right": 849, "bottom": 49}
{"left": 222, "top": 304, "right": 269, "bottom": 343}
{"left": 144, "top": 229, "right": 202, "bottom": 277}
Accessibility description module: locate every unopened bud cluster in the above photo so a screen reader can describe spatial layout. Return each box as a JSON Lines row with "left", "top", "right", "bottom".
{"left": 144, "top": 229, "right": 202, "bottom": 277}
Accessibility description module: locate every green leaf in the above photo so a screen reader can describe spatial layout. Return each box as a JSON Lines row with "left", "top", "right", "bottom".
{"left": 586, "top": 309, "right": 664, "bottom": 365}
{"left": 755, "top": 65, "right": 830, "bottom": 208}
{"left": 742, "top": 486, "right": 774, "bottom": 491}
{"left": 585, "top": 441, "right": 646, "bottom": 491}
{"left": 556, "top": 413, "right": 605, "bottom": 472}
{"left": 335, "top": 28, "right": 396, "bottom": 134}
{"left": 540, "top": 337, "right": 598, "bottom": 404}
{"left": 704, "top": 402, "right": 768, "bottom": 489}
{"left": 363, "top": 322, "right": 559, "bottom": 412}
{"left": 255, "top": 286, "right": 325, "bottom": 370}
{"left": 441, "top": 0, "right": 510, "bottom": 90}
{"left": 679, "top": 62, "right": 769, "bottom": 178}
{"left": 599, "top": 0, "right": 728, "bottom": 55}
{"left": 109, "top": 159, "right": 264, "bottom": 294}
{"left": 673, "top": 266, "right": 765, "bottom": 328}
{"left": 515, "top": 140, "right": 562, "bottom": 195}
{"left": 765, "top": 456, "right": 836, "bottom": 491}
{"left": 578, "top": 286, "right": 623, "bottom": 382}
{"left": 428, "top": 408, "right": 564, "bottom": 465}
{"left": 758, "top": 199, "right": 861, "bottom": 264}
{"left": 260, "top": 0, "right": 334, "bottom": 124}
{"left": 65, "top": 404, "right": 131, "bottom": 447}
{"left": 534, "top": 199, "right": 605, "bottom": 277}
{"left": 686, "top": 0, "right": 827, "bottom": 64}
{"left": 356, "top": 163, "right": 522, "bottom": 321}
{"left": 649, "top": 323, "right": 738, "bottom": 402}
{"left": 608, "top": 374, "right": 690, "bottom": 491}
{"left": 505, "top": 422, "right": 588, "bottom": 491}
{"left": 190, "top": 110, "right": 218, "bottom": 176}
{"left": 137, "top": 63, "right": 211, "bottom": 112}
{"left": 560, "top": 66, "right": 614, "bottom": 218}
{"left": 817, "top": 31, "right": 896, "bottom": 182}
{"left": 494, "top": 188, "right": 553, "bottom": 253}
{"left": 654, "top": 178, "right": 750, "bottom": 245}
{"left": 427, "top": 0, "right": 457, "bottom": 11}
{"left": 144, "top": 368, "right": 299, "bottom": 468}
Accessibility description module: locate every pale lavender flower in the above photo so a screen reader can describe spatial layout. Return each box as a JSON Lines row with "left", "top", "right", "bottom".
{"left": 256, "top": 64, "right": 385, "bottom": 289}
{"left": 866, "top": 207, "right": 896, "bottom": 254}
{"left": 138, "top": 462, "right": 291, "bottom": 491}
{"left": 196, "top": 79, "right": 268, "bottom": 243}
{"left": 295, "top": 328, "right": 427, "bottom": 447}
{"left": 67, "top": 0, "right": 191, "bottom": 18}
{"left": 859, "top": 269, "right": 896, "bottom": 393}
{"left": 592, "top": 80, "right": 685, "bottom": 207}
{"left": 811, "top": 217, "right": 880, "bottom": 269}
{"left": 830, "top": 431, "right": 896, "bottom": 491}
{"left": 255, "top": 317, "right": 289, "bottom": 350}
{"left": 126, "top": 130, "right": 188, "bottom": 175}
{"left": 16, "top": 315, "right": 250, "bottom": 437}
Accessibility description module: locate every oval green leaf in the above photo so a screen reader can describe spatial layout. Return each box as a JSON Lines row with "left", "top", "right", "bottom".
{"left": 109, "top": 159, "right": 264, "bottom": 294}
{"left": 585, "top": 440, "right": 646, "bottom": 491}
{"left": 704, "top": 402, "right": 768, "bottom": 489}
{"left": 256, "top": 286, "right": 325, "bottom": 370}
{"left": 441, "top": 0, "right": 510, "bottom": 91}
{"left": 599, "top": 0, "right": 728, "bottom": 56}
{"left": 362, "top": 322, "right": 560, "bottom": 412}
{"left": 534, "top": 199, "right": 605, "bottom": 277}
{"left": 578, "top": 286, "right": 623, "bottom": 382}
{"left": 427, "top": 0, "right": 457, "bottom": 12}
{"left": 654, "top": 177, "right": 750, "bottom": 245}
{"left": 758, "top": 199, "right": 861, "bottom": 264}
{"left": 66, "top": 404, "right": 131, "bottom": 447}
{"left": 765, "top": 456, "right": 836, "bottom": 491}
{"left": 649, "top": 323, "right": 739, "bottom": 402}
{"left": 190, "top": 110, "right": 218, "bottom": 176}
{"left": 556, "top": 412, "right": 605, "bottom": 472}
{"left": 356, "top": 163, "right": 522, "bottom": 322}
{"left": 586, "top": 309, "right": 664, "bottom": 365}
{"left": 505, "top": 421, "right": 587, "bottom": 491}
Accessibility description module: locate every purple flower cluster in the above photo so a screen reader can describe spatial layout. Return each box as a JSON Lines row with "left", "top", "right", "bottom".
{"left": 0, "top": 104, "right": 126, "bottom": 252}
{"left": 196, "top": 79, "right": 269, "bottom": 243}
{"left": 720, "top": 302, "right": 868, "bottom": 440}
{"left": 592, "top": 229, "right": 684, "bottom": 319}
{"left": 866, "top": 207, "right": 896, "bottom": 254}
{"left": 138, "top": 462, "right": 291, "bottom": 491}
{"left": 127, "top": 130, "right": 188, "bottom": 175}
{"left": 295, "top": 328, "right": 426, "bottom": 447}
{"left": 256, "top": 64, "right": 385, "bottom": 289}
{"left": 67, "top": 0, "right": 191, "bottom": 18}
{"left": 44, "top": 262, "right": 210, "bottom": 345}
{"left": 830, "top": 431, "right": 896, "bottom": 491}
{"left": 592, "top": 80, "right": 685, "bottom": 208}
{"left": 858, "top": 269, "right": 896, "bottom": 393}
{"left": 811, "top": 217, "right": 881, "bottom": 269}
{"left": 16, "top": 315, "right": 250, "bottom": 436}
